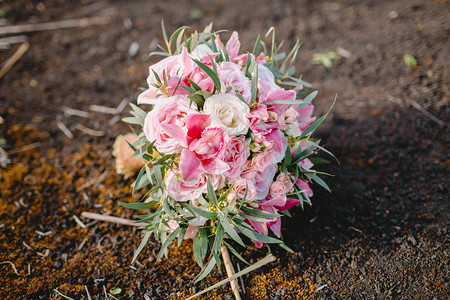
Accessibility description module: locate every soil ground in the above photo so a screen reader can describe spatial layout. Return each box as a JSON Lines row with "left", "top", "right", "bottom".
{"left": 0, "top": 0, "right": 448, "bottom": 299}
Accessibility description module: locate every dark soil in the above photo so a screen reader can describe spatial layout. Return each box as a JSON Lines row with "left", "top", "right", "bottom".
{"left": 0, "top": 0, "right": 448, "bottom": 299}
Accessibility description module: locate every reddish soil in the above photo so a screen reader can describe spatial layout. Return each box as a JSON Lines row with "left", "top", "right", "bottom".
{"left": 0, "top": 0, "right": 448, "bottom": 299}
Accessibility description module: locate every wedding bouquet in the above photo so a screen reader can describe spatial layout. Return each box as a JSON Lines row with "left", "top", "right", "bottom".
{"left": 120, "top": 23, "right": 334, "bottom": 282}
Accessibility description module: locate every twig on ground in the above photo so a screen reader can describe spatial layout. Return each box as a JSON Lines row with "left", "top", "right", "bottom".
{"left": 0, "top": 17, "right": 111, "bottom": 36}
{"left": 221, "top": 245, "right": 241, "bottom": 300}
{"left": 186, "top": 254, "right": 276, "bottom": 300}
{"left": 85, "top": 285, "right": 92, "bottom": 300}
{"left": 409, "top": 100, "right": 445, "bottom": 127}
{"left": 89, "top": 98, "right": 129, "bottom": 115}
{"left": 74, "top": 123, "right": 105, "bottom": 136}
{"left": 0, "top": 42, "right": 29, "bottom": 79}
{"left": 348, "top": 226, "right": 362, "bottom": 234}
{"left": 0, "top": 35, "right": 28, "bottom": 48}
{"left": 236, "top": 262, "right": 246, "bottom": 294}
{"left": 62, "top": 106, "right": 90, "bottom": 118}
{"left": 81, "top": 212, "right": 140, "bottom": 227}
{"left": 76, "top": 170, "right": 108, "bottom": 191}
{"left": 56, "top": 120, "right": 74, "bottom": 139}
{"left": 7, "top": 142, "right": 41, "bottom": 155}
{"left": 53, "top": 289, "right": 75, "bottom": 300}
{"left": 73, "top": 215, "right": 87, "bottom": 228}
{"left": 0, "top": 261, "right": 19, "bottom": 275}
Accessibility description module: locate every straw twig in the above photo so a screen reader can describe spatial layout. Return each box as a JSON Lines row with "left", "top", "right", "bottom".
{"left": 221, "top": 245, "right": 241, "bottom": 300}
{"left": 0, "top": 42, "right": 29, "bottom": 79}
{"left": 0, "top": 17, "right": 111, "bottom": 36}
{"left": 81, "top": 212, "right": 141, "bottom": 227}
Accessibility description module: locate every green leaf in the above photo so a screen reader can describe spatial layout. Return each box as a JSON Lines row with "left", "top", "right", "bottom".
{"left": 200, "top": 228, "right": 208, "bottom": 260}
{"left": 132, "top": 230, "right": 152, "bottom": 263}
{"left": 162, "top": 197, "right": 173, "bottom": 218}
{"left": 157, "top": 227, "right": 180, "bottom": 259}
{"left": 130, "top": 103, "right": 147, "bottom": 119}
{"left": 240, "top": 206, "right": 279, "bottom": 219}
{"left": 193, "top": 233, "right": 204, "bottom": 268}
{"left": 122, "top": 117, "right": 144, "bottom": 126}
{"left": 251, "top": 64, "right": 258, "bottom": 102}
{"left": 308, "top": 172, "right": 331, "bottom": 192}
{"left": 279, "top": 243, "right": 294, "bottom": 253}
{"left": 252, "top": 35, "right": 261, "bottom": 56}
{"left": 219, "top": 213, "right": 244, "bottom": 246}
{"left": 212, "top": 224, "right": 224, "bottom": 269}
{"left": 223, "top": 241, "right": 249, "bottom": 265}
{"left": 206, "top": 177, "right": 218, "bottom": 206}
{"left": 235, "top": 223, "right": 282, "bottom": 244}
{"left": 309, "top": 157, "right": 331, "bottom": 164}
{"left": 192, "top": 59, "right": 221, "bottom": 92}
{"left": 178, "top": 226, "right": 187, "bottom": 247}
{"left": 194, "top": 257, "right": 216, "bottom": 283}
{"left": 301, "top": 95, "right": 336, "bottom": 138}
{"left": 188, "top": 205, "right": 218, "bottom": 219}
{"left": 132, "top": 166, "right": 146, "bottom": 194}
{"left": 119, "top": 201, "right": 158, "bottom": 210}
{"left": 303, "top": 90, "right": 318, "bottom": 104}
{"left": 238, "top": 212, "right": 274, "bottom": 222}
{"left": 284, "top": 144, "right": 292, "bottom": 166}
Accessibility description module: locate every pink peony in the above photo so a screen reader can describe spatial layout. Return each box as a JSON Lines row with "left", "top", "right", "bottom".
{"left": 217, "top": 62, "right": 252, "bottom": 103}
{"left": 221, "top": 135, "right": 250, "bottom": 180}
{"left": 143, "top": 95, "right": 193, "bottom": 154}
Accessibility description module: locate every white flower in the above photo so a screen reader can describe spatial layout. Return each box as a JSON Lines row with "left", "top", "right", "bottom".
{"left": 203, "top": 93, "right": 250, "bottom": 135}
{"left": 191, "top": 44, "right": 214, "bottom": 59}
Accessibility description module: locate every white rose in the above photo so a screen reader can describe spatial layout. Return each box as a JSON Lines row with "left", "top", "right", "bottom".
{"left": 203, "top": 93, "right": 250, "bottom": 136}
{"left": 191, "top": 44, "right": 214, "bottom": 59}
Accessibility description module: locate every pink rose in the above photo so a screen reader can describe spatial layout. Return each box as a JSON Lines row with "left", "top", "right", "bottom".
{"left": 232, "top": 178, "right": 257, "bottom": 201}
{"left": 276, "top": 173, "right": 294, "bottom": 193}
{"left": 165, "top": 170, "right": 225, "bottom": 202}
{"left": 217, "top": 62, "right": 252, "bottom": 104}
{"left": 143, "top": 95, "right": 193, "bottom": 154}
{"left": 251, "top": 150, "right": 275, "bottom": 171}
{"left": 221, "top": 135, "right": 250, "bottom": 180}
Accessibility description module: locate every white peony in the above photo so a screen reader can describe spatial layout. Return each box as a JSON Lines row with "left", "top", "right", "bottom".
{"left": 203, "top": 93, "right": 250, "bottom": 136}
{"left": 191, "top": 44, "right": 214, "bottom": 60}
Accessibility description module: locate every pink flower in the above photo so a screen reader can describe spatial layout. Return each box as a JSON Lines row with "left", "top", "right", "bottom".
{"left": 143, "top": 95, "right": 193, "bottom": 154}
{"left": 217, "top": 62, "right": 252, "bottom": 103}
{"left": 296, "top": 178, "right": 313, "bottom": 197}
{"left": 189, "top": 127, "right": 225, "bottom": 160}
{"left": 138, "top": 48, "right": 193, "bottom": 104}
{"left": 165, "top": 170, "right": 225, "bottom": 202}
{"left": 297, "top": 104, "right": 316, "bottom": 131}
{"left": 251, "top": 150, "right": 275, "bottom": 171}
{"left": 226, "top": 31, "right": 241, "bottom": 61}
{"left": 268, "top": 181, "right": 287, "bottom": 206}
{"left": 221, "top": 135, "right": 250, "bottom": 180}
{"left": 166, "top": 220, "right": 199, "bottom": 240}
{"left": 253, "top": 163, "right": 277, "bottom": 200}
{"left": 189, "top": 65, "right": 215, "bottom": 93}
{"left": 276, "top": 173, "right": 294, "bottom": 193}
{"left": 231, "top": 178, "right": 257, "bottom": 201}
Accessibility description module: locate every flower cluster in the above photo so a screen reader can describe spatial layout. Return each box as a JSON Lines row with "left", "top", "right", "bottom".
{"left": 121, "top": 24, "right": 334, "bottom": 280}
